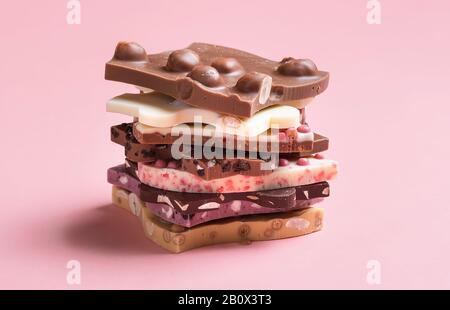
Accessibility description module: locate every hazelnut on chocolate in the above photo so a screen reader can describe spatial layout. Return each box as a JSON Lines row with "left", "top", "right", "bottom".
{"left": 187, "top": 65, "right": 223, "bottom": 87}
{"left": 211, "top": 57, "right": 243, "bottom": 74}
{"left": 166, "top": 49, "right": 200, "bottom": 72}
{"left": 106, "top": 42, "right": 330, "bottom": 118}
{"left": 277, "top": 58, "right": 318, "bottom": 76}
{"left": 113, "top": 41, "right": 148, "bottom": 61}
{"left": 235, "top": 72, "right": 272, "bottom": 104}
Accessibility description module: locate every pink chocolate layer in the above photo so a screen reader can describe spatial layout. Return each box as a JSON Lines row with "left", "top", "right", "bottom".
{"left": 138, "top": 157, "right": 338, "bottom": 193}
{"left": 146, "top": 198, "right": 323, "bottom": 227}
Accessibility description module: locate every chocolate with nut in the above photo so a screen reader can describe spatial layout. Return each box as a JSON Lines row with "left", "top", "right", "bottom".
{"left": 108, "top": 164, "right": 330, "bottom": 215}
{"left": 105, "top": 42, "right": 329, "bottom": 118}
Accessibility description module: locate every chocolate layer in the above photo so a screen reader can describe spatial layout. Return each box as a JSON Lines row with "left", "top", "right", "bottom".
{"left": 108, "top": 164, "right": 330, "bottom": 216}
{"left": 111, "top": 123, "right": 329, "bottom": 156}
{"left": 112, "top": 124, "right": 329, "bottom": 180}
{"left": 145, "top": 198, "right": 322, "bottom": 228}
{"left": 112, "top": 185, "right": 324, "bottom": 253}
{"left": 105, "top": 42, "right": 329, "bottom": 118}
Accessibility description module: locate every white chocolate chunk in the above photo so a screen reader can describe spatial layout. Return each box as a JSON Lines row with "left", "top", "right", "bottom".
{"left": 161, "top": 205, "right": 173, "bottom": 219}
{"left": 285, "top": 218, "right": 310, "bottom": 230}
{"left": 118, "top": 175, "right": 128, "bottom": 185}
{"left": 303, "top": 190, "right": 309, "bottom": 200}
{"left": 230, "top": 201, "right": 241, "bottom": 212}
{"left": 198, "top": 202, "right": 220, "bottom": 210}
{"left": 258, "top": 75, "right": 272, "bottom": 104}
{"left": 107, "top": 92, "right": 301, "bottom": 137}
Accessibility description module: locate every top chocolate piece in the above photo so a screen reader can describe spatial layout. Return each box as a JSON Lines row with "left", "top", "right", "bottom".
{"left": 105, "top": 42, "right": 329, "bottom": 118}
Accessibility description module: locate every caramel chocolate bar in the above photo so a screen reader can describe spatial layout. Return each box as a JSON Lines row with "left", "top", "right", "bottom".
{"left": 108, "top": 164, "right": 329, "bottom": 216}
{"left": 112, "top": 185, "right": 324, "bottom": 253}
{"left": 105, "top": 42, "right": 329, "bottom": 118}
{"left": 111, "top": 123, "right": 328, "bottom": 156}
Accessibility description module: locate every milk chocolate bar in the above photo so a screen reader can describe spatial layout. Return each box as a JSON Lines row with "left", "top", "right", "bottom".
{"left": 133, "top": 122, "right": 320, "bottom": 152}
{"left": 108, "top": 164, "right": 330, "bottom": 216}
{"left": 112, "top": 185, "right": 324, "bottom": 253}
{"left": 105, "top": 42, "right": 329, "bottom": 118}
{"left": 111, "top": 123, "right": 328, "bottom": 156}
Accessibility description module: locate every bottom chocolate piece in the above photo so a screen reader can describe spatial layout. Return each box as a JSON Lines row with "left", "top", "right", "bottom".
{"left": 112, "top": 185, "right": 324, "bottom": 253}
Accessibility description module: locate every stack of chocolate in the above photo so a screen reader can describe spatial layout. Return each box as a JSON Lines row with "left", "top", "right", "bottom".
{"left": 105, "top": 42, "right": 337, "bottom": 253}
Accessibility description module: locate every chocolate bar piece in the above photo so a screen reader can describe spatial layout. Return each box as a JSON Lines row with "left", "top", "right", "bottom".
{"left": 145, "top": 198, "right": 322, "bottom": 228}
{"left": 105, "top": 42, "right": 329, "bottom": 118}
{"left": 107, "top": 92, "right": 303, "bottom": 136}
{"left": 108, "top": 164, "right": 329, "bottom": 216}
{"left": 111, "top": 123, "right": 328, "bottom": 155}
{"left": 112, "top": 185, "right": 324, "bottom": 253}
{"left": 112, "top": 124, "right": 328, "bottom": 181}
{"left": 133, "top": 122, "right": 321, "bottom": 152}
{"left": 137, "top": 156, "right": 337, "bottom": 193}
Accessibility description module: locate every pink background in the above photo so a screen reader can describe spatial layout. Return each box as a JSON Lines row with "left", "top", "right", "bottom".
{"left": 1, "top": 0, "right": 449, "bottom": 289}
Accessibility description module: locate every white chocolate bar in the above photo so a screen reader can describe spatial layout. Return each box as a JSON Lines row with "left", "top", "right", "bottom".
{"left": 107, "top": 92, "right": 301, "bottom": 137}
{"left": 138, "top": 157, "right": 338, "bottom": 193}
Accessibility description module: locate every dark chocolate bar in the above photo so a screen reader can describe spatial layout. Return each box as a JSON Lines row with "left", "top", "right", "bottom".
{"left": 105, "top": 42, "right": 329, "bottom": 118}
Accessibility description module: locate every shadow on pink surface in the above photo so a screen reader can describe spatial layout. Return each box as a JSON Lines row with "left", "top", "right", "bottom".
{"left": 63, "top": 204, "right": 168, "bottom": 255}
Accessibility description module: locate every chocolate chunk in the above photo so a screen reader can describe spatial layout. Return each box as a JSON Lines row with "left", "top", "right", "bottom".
{"left": 105, "top": 42, "right": 329, "bottom": 118}
{"left": 166, "top": 49, "right": 200, "bottom": 72}
{"left": 235, "top": 72, "right": 272, "bottom": 104}
{"left": 197, "top": 169, "right": 205, "bottom": 177}
{"left": 277, "top": 58, "right": 317, "bottom": 76}
{"left": 221, "top": 161, "right": 231, "bottom": 172}
{"left": 211, "top": 57, "right": 243, "bottom": 74}
{"left": 232, "top": 160, "right": 250, "bottom": 172}
{"left": 113, "top": 42, "right": 147, "bottom": 62}
{"left": 187, "top": 65, "right": 223, "bottom": 87}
